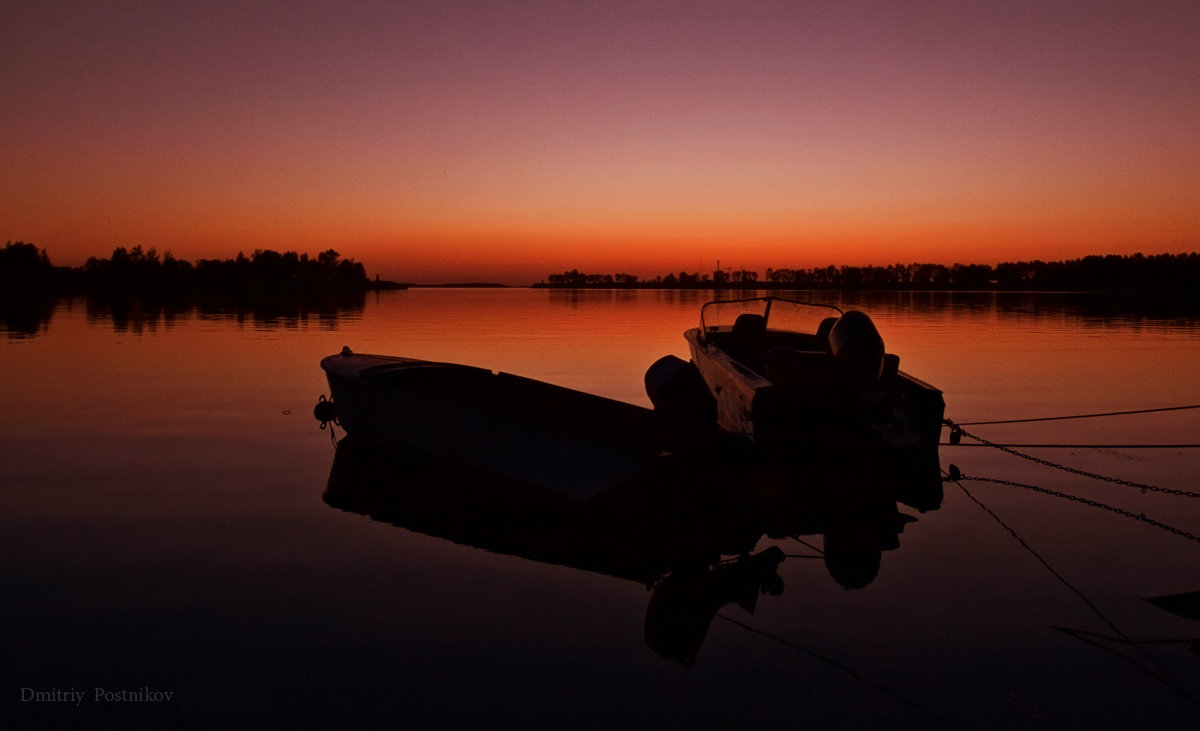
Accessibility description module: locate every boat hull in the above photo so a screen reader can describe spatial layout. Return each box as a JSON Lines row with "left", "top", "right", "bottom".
{"left": 320, "top": 349, "right": 664, "bottom": 502}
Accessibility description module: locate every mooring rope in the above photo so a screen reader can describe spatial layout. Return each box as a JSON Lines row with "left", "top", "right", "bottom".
{"left": 947, "top": 470, "right": 1200, "bottom": 544}
{"left": 788, "top": 535, "right": 825, "bottom": 556}
{"left": 314, "top": 394, "right": 341, "bottom": 446}
{"left": 941, "top": 442, "right": 1200, "bottom": 449}
{"left": 943, "top": 420, "right": 1200, "bottom": 498}
{"left": 714, "top": 613, "right": 957, "bottom": 726}
{"left": 944, "top": 471, "right": 1199, "bottom": 708}
{"left": 955, "top": 403, "right": 1200, "bottom": 426}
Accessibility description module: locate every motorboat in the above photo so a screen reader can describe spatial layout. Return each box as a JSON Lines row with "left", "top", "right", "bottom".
{"left": 646, "top": 297, "right": 945, "bottom": 448}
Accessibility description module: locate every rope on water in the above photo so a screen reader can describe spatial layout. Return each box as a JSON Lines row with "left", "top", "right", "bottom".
{"left": 714, "top": 613, "right": 958, "bottom": 726}
{"left": 943, "top": 420, "right": 1200, "bottom": 498}
{"left": 789, "top": 535, "right": 825, "bottom": 555}
{"left": 941, "top": 442, "right": 1200, "bottom": 449}
{"left": 955, "top": 403, "right": 1200, "bottom": 426}
{"left": 943, "top": 470, "right": 1199, "bottom": 707}
{"left": 946, "top": 469, "right": 1200, "bottom": 544}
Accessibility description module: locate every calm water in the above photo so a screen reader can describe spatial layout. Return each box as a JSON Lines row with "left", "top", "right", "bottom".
{"left": 4, "top": 289, "right": 1200, "bottom": 728}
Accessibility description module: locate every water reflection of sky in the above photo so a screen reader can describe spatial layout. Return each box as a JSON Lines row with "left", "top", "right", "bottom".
{"left": 3, "top": 289, "right": 1199, "bottom": 727}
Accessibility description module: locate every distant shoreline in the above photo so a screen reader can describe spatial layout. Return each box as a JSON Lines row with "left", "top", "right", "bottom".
{"left": 1, "top": 243, "right": 405, "bottom": 299}
{"left": 532, "top": 253, "right": 1200, "bottom": 295}
{"left": 4, "top": 242, "right": 1198, "bottom": 297}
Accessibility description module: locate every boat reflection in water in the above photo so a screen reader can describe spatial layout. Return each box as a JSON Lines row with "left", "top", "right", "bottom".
{"left": 322, "top": 433, "right": 942, "bottom": 666}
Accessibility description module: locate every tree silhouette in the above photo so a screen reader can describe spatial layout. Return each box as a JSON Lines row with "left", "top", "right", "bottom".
{"left": 535, "top": 253, "right": 1200, "bottom": 294}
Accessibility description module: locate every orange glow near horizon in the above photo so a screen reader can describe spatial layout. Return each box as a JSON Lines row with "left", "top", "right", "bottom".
{"left": 3, "top": 2, "right": 1198, "bottom": 284}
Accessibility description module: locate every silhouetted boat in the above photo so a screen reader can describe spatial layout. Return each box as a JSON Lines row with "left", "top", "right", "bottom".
{"left": 646, "top": 297, "right": 945, "bottom": 448}
{"left": 318, "top": 347, "right": 663, "bottom": 501}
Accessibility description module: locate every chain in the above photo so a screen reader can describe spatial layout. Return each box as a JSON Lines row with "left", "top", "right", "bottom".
{"left": 951, "top": 474, "right": 1200, "bottom": 545}
{"left": 945, "top": 420, "right": 1200, "bottom": 498}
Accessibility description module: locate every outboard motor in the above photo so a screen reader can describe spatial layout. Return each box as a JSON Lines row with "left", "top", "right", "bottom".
{"left": 828, "top": 311, "right": 885, "bottom": 384}
{"left": 827, "top": 310, "right": 892, "bottom": 435}
{"left": 645, "top": 355, "right": 717, "bottom": 446}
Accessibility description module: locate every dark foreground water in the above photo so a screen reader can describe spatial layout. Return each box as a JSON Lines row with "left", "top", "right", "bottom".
{"left": 3, "top": 289, "right": 1200, "bottom": 728}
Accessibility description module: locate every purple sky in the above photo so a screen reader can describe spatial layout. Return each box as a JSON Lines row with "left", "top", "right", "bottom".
{"left": 3, "top": 1, "right": 1198, "bottom": 282}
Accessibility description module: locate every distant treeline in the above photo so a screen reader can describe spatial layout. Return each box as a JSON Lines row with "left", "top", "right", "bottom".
{"left": 0, "top": 241, "right": 393, "bottom": 298}
{"left": 535, "top": 253, "right": 1200, "bottom": 293}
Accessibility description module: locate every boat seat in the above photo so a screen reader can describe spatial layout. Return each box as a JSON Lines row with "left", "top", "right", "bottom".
{"left": 727, "top": 313, "right": 768, "bottom": 372}
{"left": 763, "top": 347, "right": 846, "bottom": 419}
{"left": 765, "top": 347, "right": 834, "bottom": 388}
{"left": 816, "top": 317, "right": 838, "bottom": 351}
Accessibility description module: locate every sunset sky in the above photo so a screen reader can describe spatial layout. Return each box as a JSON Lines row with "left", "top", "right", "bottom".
{"left": 3, "top": 1, "right": 1198, "bottom": 283}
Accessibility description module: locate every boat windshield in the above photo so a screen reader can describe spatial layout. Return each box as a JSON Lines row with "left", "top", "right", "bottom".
{"left": 700, "top": 297, "right": 843, "bottom": 337}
